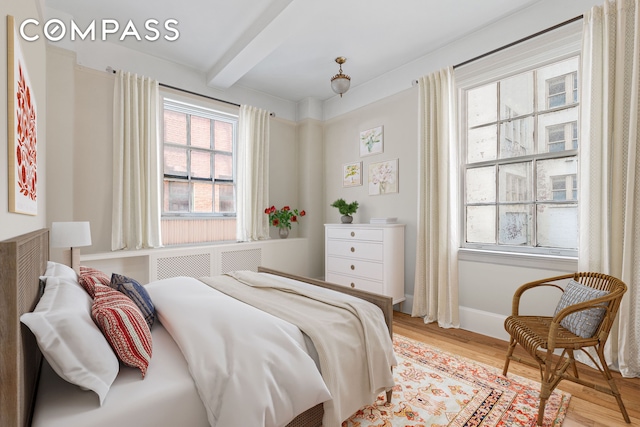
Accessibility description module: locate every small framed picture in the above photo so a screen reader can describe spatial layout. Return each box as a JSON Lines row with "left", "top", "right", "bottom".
{"left": 342, "top": 161, "right": 362, "bottom": 187}
{"left": 368, "top": 159, "right": 398, "bottom": 195}
{"left": 359, "top": 125, "right": 383, "bottom": 157}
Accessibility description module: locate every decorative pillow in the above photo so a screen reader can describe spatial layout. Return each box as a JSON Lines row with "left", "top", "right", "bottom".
{"left": 110, "top": 273, "right": 156, "bottom": 328}
{"left": 554, "top": 279, "right": 609, "bottom": 339}
{"left": 20, "top": 276, "right": 119, "bottom": 405}
{"left": 91, "top": 283, "right": 153, "bottom": 377}
{"left": 79, "top": 266, "right": 110, "bottom": 298}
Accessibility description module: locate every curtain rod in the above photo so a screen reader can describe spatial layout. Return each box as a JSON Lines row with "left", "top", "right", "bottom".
{"left": 158, "top": 82, "right": 241, "bottom": 108}
{"left": 453, "top": 14, "right": 583, "bottom": 69}
{"left": 106, "top": 66, "right": 240, "bottom": 107}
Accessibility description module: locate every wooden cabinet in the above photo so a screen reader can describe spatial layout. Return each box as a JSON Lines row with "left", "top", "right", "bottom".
{"left": 324, "top": 224, "right": 405, "bottom": 304}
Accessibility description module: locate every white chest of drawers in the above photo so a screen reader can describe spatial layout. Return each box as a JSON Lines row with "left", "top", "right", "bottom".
{"left": 324, "top": 223, "right": 405, "bottom": 304}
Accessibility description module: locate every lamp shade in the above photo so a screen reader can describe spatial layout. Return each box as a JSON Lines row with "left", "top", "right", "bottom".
{"left": 331, "top": 77, "right": 351, "bottom": 96}
{"left": 51, "top": 222, "right": 92, "bottom": 248}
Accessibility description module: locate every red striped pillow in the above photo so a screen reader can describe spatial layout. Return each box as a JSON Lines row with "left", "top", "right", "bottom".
{"left": 79, "top": 266, "right": 110, "bottom": 298}
{"left": 91, "top": 284, "right": 152, "bottom": 377}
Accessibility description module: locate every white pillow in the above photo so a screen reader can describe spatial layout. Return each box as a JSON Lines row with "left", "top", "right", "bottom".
{"left": 42, "top": 260, "right": 78, "bottom": 283}
{"left": 20, "top": 276, "right": 119, "bottom": 405}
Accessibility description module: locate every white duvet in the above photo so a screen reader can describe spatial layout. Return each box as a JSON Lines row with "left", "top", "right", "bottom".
{"left": 145, "top": 276, "right": 331, "bottom": 427}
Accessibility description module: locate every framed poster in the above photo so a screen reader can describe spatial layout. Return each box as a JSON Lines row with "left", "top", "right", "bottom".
{"left": 7, "top": 15, "right": 38, "bottom": 215}
{"left": 359, "top": 125, "right": 383, "bottom": 157}
{"left": 368, "top": 159, "right": 398, "bottom": 195}
{"left": 342, "top": 161, "right": 362, "bottom": 187}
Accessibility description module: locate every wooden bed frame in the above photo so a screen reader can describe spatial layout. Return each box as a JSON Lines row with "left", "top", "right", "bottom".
{"left": 0, "top": 228, "right": 48, "bottom": 427}
{"left": 0, "top": 229, "right": 393, "bottom": 427}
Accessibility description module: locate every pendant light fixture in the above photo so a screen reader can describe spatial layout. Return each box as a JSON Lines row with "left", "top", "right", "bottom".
{"left": 330, "top": 57, "right": 351, "bottom": 97}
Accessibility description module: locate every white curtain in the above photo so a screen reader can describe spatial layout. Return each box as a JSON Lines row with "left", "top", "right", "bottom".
{"left": 111, "top": 71, "right": 162, "bottom": 250}
{"left": 412, "top": 67, "right": 460, "bottom": 328}
{"left": 579, "top": 0, "right": 640, "bottom": 377}
{"left": 236, "top": 105, "right": 270, "bottom": 241}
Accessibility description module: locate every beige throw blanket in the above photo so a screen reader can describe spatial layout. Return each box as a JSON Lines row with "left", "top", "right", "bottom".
{"left": 199, "top": 271, "right": 397, "bottom": 427}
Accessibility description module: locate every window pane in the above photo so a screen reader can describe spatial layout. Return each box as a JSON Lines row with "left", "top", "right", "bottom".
{"left": 466, "top": 206, "right": 496, "bottom": 243}
{"left": 467, "top": 83, "right": 497, "bottom": 127}
{"left": 537, "top": 204, "right": 578, "bottom": 248}
{"left": 499, "top": 162, "right": 531, "bottom": 202}
{"left": 467, "top": 125, "right": 497, "bottom": 163}
{"left": 215, "top": 184, "right": 235, "bottom": 213}
{"left": 547, "top": 76, "right": 566, "bottom": 108}
{"left": 536, "top": 57, "right": 579, "bottom": 111}
{"left": 191, "top": 150, "right": 212, "bottom": 179}
{"left": 537, "top": 107, "right": 578, "bottom": 153}
{"left": 214, "top": 153, "right": 233, "bottom": 180}
{"left": 193, "top": 182, "right": 213, "bottom": 213}
{"left": 163, "top": 180, "right": 189, "bottom": 212}
{"left": 536, "top": 157, "right": 577, "bottom": 201}
{"left": 499, "top": 117, "right": 534, "bottom": 158}
{"left": 164, "top": 146, "right": 187, "bottom": 177}
{"left": 164, "top": 110, "right": 187, "bottom": 145}
{"left": 499, "top": 204, "right": 533, "bottom": 245}
{"left": 500, "top": 72, "right": 533, "bottom": 119}
{"left": 466, "top": 167, "right": 496, "bottom": 203}
{"left": 191, "top": 116, "right": 211, "bottom": 149}
{"left": 214, "top": 121, "right": 233, "bottom": 152}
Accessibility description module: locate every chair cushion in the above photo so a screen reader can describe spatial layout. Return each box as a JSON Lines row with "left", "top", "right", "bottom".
{"left": 554, "top": 279, "right": 608, "bottom": 339}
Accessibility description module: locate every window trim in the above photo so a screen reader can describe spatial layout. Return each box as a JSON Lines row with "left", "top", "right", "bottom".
{"left": 455, "top": 20, "right": 582, "bottom": 257}
{"left": 161, "top": 98, "right": 238, "bottom": 218}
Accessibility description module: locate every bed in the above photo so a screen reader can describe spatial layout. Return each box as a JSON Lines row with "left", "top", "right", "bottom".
{"left": 0, "top": 228, "right": 395, "bottom": 427}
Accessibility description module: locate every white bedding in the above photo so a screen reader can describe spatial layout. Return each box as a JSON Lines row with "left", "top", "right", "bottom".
{"left": 33, "top": 272, "right": 390, "bottom": 427}
{"left": 145, "top": 276, "right": 332, "bottom": 427}
{"left": 202, "top": 271, "right": 397, "bottom": 427}
{"left": 32, "top": 322, "right": 209, "bottom": 427}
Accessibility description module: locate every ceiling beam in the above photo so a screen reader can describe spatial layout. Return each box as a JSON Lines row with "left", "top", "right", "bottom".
{"left": 206, "top": 0, "right": 300, "bottom": 89}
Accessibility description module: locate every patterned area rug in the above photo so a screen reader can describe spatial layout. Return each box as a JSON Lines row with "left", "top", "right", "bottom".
{"left": 343, "top": 334, "right": 570, "bottom": 427}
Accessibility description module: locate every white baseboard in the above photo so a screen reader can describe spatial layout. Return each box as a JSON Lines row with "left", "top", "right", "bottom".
{"left": 398, "top": 298, "right": 509, "bottom": 342}
{"left": 398, "top": 294, "right": 413, "bottom": 314}
{"left": 459, "top": 306, "right": 509, "bottom": 342}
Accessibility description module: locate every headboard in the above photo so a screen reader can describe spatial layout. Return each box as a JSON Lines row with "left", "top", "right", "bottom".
{"left": 0, "top": 228, "right": 49, "bottom": 427}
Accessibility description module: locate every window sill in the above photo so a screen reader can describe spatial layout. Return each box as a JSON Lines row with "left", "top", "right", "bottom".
{"left": 458, "top": 247, "right": 578, "bottom": 271}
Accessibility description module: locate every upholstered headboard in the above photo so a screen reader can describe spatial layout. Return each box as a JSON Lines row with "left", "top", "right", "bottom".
{"left": 0, "top": 228, "right": 49, "bottom": 427}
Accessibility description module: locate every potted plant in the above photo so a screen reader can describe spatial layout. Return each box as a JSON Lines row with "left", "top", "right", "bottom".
{"left": 264, "top": 205, "right": 306, "bottom": 238}
{"left": 330, "top": 198, "right": 359, "bottom": 224}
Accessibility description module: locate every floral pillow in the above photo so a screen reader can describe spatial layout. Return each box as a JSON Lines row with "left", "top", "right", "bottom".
{"left": 554, "top": 279, "right": 609, "bottom": 339}
{"left": 110, "top": 273, "right": 156, "bottom": 328}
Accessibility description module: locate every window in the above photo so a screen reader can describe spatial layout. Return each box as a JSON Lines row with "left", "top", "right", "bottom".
{"left": 162, "top": 98, "right": 238, "bottom": 245}
{"left": 462, "top": 56, "right": 579, "bottom": 254}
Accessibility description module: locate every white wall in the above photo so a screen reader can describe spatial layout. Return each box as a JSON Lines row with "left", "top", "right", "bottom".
{"left": 1, "top": 1, "right": 48, "bottom": 241}
{"left": 323, "top": 89, "right": 418, "bottom": 303}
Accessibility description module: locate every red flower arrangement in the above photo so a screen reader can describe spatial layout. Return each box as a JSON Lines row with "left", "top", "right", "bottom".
{"left": 264, "top": 205, "right": 306, "bottom": 229}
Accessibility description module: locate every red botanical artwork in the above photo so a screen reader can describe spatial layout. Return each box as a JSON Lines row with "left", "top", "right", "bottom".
{"left": 15, "top": 61, "right": 37, "bottom": 201}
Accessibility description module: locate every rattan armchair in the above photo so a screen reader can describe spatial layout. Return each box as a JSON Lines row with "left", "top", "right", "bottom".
{"left": 502, "top": 272, "right": 630, "bottom": 426}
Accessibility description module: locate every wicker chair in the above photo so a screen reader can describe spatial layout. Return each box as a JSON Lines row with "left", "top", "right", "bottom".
{"left": 502, "top": 272, "right": 630, "bottom": 426}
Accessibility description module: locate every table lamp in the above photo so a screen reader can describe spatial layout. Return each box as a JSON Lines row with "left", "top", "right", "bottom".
{"left": 51, "top": 221, "right": 92, "bottom": 274}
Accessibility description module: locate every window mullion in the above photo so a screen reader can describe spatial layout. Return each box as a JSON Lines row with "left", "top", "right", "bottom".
{"left": 531, "top": 70, "right": 538, "bottom": 248}
{"left": 495, "top": 82, "right": 501, "bottom": 245}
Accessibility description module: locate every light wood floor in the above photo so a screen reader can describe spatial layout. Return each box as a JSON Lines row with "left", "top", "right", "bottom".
{"left": 393, "top": 312, "right": 640, "bottom": 427}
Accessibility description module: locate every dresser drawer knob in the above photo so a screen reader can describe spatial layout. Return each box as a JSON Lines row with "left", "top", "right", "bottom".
{"left": 350, "top": 247, "right": 355, "bottom": 252}
{"left": 350, "top": 282, "right": 355, "bottom": 288}
{"left": 350, "top": 231, "right": 355, "bottom": 237}
{"left": 350, "top": 265, "right": 355, "bottom": 270}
